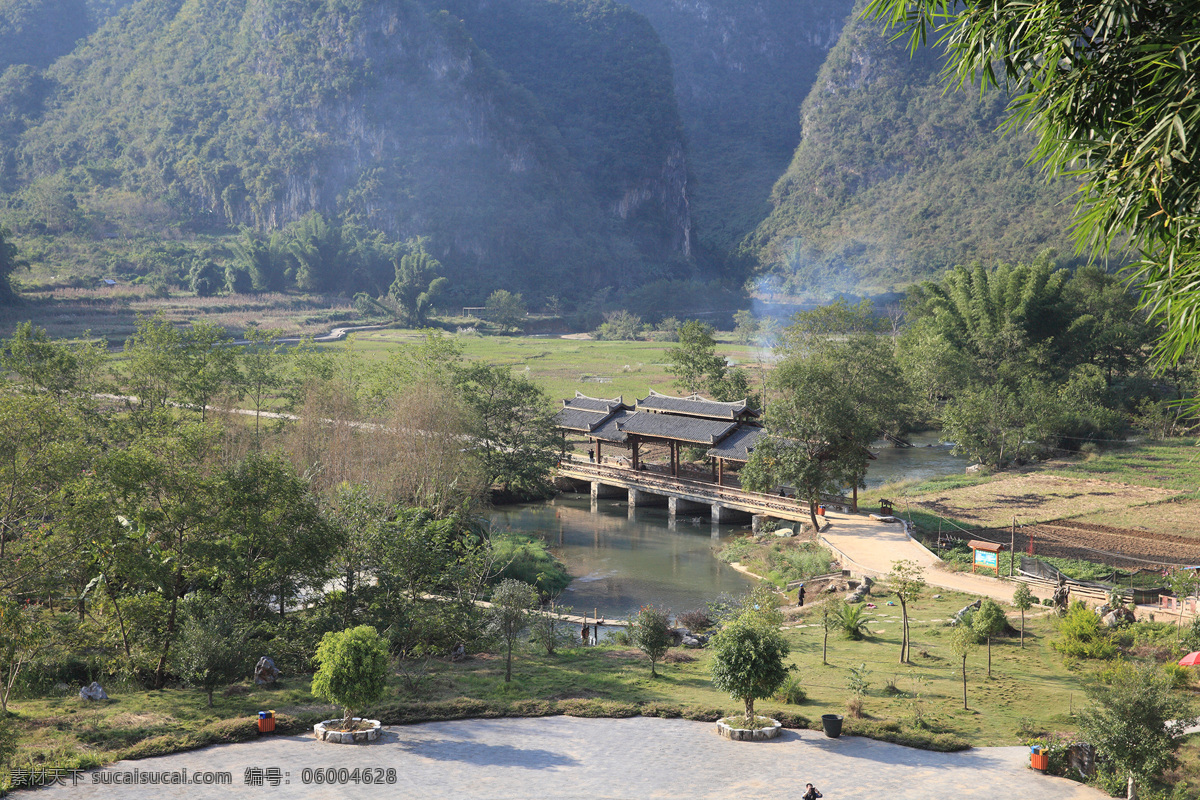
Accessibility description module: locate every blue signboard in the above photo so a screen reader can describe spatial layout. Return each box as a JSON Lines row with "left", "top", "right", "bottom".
{"left": 974, "top": 550, "right": 998, "bottom": 568}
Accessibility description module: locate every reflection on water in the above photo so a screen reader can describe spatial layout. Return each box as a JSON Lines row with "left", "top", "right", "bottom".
{"left": 489, "top": 495, "right": 755, "bottom": 621}
{"left": 489, "top": 432, "right": 968, "bottom": 620}
{"left": 866, "top": 430, "right": 969, "bottom": 489}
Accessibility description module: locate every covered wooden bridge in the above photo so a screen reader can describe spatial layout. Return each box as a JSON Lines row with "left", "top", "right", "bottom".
{"left": 552, "top": 391, "right": 856, "bottom": 524}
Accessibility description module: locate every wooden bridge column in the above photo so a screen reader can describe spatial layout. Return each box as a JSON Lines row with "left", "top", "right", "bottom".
{"left": 596, "top": 440, "right": 602, "bottom": 463}
{"left": 717, "top": 458, "right": 724, "bottom": 486}
{"left": 670, "top": 442, "right": 678, "bottom": 477}
{"left": 632, "top": 440, "right": 640, "bottom": 470}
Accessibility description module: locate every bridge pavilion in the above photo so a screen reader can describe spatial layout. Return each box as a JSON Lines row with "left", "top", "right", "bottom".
{"left": 552, "top": 390, "right": 765, "bottom": 486}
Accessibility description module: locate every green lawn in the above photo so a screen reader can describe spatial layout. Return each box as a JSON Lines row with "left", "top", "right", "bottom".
{"left": 320, "top": 328, "right": 767, "bottom": 403}
{"left": 6, "top": 586, "right": 1102, "bottom": 783}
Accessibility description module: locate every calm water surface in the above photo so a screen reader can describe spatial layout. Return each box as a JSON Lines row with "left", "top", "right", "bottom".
{"left": 489, "top": 431, "right": 970, "bottom": 619}
{"left": 489, "top": 496, "right": 754, "bottom": 620}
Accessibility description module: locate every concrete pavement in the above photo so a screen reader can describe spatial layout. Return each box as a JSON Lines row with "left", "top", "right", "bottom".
{"left": 12, "top": 716, "right": 1103, "bottom": 800}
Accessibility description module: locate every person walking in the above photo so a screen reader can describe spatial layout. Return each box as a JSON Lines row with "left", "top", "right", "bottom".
{"left": 802, "top": 784, "right": 822, "bottom": 800}
{"left": 797, "top": 584, "right": 806, "bottom": 607}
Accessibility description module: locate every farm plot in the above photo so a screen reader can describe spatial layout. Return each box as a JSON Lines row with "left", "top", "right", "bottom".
{"left": 906, "top": 473, "right": 1180, "bottom": 528}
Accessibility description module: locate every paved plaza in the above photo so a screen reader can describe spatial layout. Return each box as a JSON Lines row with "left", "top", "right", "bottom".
{"left": 14, "top": 716, "right": 1104, "bottom": 800}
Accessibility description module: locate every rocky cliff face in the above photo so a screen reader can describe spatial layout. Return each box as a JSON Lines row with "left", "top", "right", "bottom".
{"left": 620, "top": 0, "right": 855, "bottom": 259}
{"left": 745, "top": 0, "right": 1080, "bottom": 295}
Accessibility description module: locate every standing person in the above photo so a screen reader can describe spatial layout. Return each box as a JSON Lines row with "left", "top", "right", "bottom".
{"left": 581, "top": 624, "right": 590, "bottom": 645}
{"left": 802, "top": 784, "right": 822, "bottom": 800}
{"left": 588, "top": 448, "right": 595, "bottom": 462}
{"left": 797, "top": 584, "right": 806, "bottom": 607}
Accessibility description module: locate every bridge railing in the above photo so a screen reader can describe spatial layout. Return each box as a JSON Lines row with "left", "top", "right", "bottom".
{"left": 556, "top": 458, "right": 815, "bottom": 517}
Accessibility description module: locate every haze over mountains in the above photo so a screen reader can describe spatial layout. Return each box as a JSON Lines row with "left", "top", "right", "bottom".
{"left": 0, "top": 0, "right": 1090, "bottom": 305}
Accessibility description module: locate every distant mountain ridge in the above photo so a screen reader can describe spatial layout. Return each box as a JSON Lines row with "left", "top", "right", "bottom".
{"left": 745, "top": 0, "right": 1084, "bottom": 296}
{"left": 4, "top": 0, "right": 696, "bottom": 300}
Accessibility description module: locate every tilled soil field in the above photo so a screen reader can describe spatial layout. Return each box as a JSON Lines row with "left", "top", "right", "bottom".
{"left": 1015, "top": 520, "right": 1200, "bottom": 567}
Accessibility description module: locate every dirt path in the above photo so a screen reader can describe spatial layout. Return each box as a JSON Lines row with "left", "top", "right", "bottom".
{"left": 817, "top": 510, "right": 1043, "bottom": 604}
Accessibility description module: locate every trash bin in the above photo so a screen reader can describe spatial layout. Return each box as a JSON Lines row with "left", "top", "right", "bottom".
{"left": 258, "top": 710, "right": 276, "bottom": 734}
{"left": 1030, "top": 745, "right": 1048, "bottom": 772}
{"left": 817, "top": 505, "right": 826, "bottom": 516}
{"left": 821, "top": 714, "right": 843, "bottom": 738}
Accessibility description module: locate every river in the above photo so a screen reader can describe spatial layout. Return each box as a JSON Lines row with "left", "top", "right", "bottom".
{"left": 489, "top": 431, "right": 969, "bottom": 620}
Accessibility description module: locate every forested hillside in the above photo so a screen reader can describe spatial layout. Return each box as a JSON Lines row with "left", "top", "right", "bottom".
{"left": 1, "top": 0, "right": 696, "bottom": 303}
{"left": 621, "top": 0, "right": 853, "bottom": 260}
{"left": 745, "top": 0, "right": 1086, "bottom": 296}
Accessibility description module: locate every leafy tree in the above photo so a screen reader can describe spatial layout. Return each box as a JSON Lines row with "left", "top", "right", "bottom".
{"left": 178, "top": 321, "right": 239, "bottom": 421}
{"left": 629, "top": 605, "right": 672, "bottom": 677}
{"left": 0, "top": 393, "right": 87, "bottom": 563}
{"left": 188, "top": 259, "right": 222, "bottom": 297}
{"left": 865, "top": 0, "right": 1200, "bottom": 372}
{"left": 174, "top": 611, "right": 246, "bottom": 707}
{"left": 887, "top": 559, "right": 925, "bottom": 663}
{"left": 819, "top": 598, "right": 838, "bottom": 665}
{"left": 594, "top": 310, "right": 643, "bottom": 341}
{"left": 489, "top": 578, "right": 538, "bottom": 683}
{"left": 389, "top": 240, "right": 447, "bottom": 326}
{"left": 1078, "top": 663, "right": 1196, "bottom": 800}
{"left": 972, "top": 598, "right": 1006, "bottom": 677}
{"left": 224, "top": 263, "right": 253, "bottom": 294}
{"left": 216, "top": 453, "right": 340, "bottom": 618}
{"left": 122, "top": 313, "right": 186, "bottom": 425}
{"left": 949, "top": 624, "right": 979, "bottom": 710}
{"left": 1168, "top": 570, "right": 1200, "bottom": 639}
{"left": 709, "top": 611, "right": 792, "bottom": 726}
{"left": 1012, "top": 584, "right": 1035, "bottom": 648}
{"left": 3, "top": 321, "right": 105, "bottom": 395}
{"left": 237, "top": 326, "right": 286, "bottom": 442}
{"left": 485, "top": 290, "right": 527, "bottom": 333}
{"left": 742, "top": 304, "right": 900, "bottom": 529}
{"left": 455, "top": 363, "right": 559, "bottom": 495}
{"left": 665, "top": 320, "right": 725, "bottom": 395}
{"left": 231, "top": 228, "right": 287, "bottom": 292}
{"left": 528, "top": 600, "right": 575, "bottom": 656}
{"left": 0, "top": 597, "right": 44, "bottom": 713}
{"left": 311, "top": 625, "right": 390, "bottom": 727}
{"left": 289, "top": 213, "right": 346, "bottom": 293}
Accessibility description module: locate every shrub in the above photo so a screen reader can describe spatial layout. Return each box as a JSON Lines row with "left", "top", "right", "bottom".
{"left": 1163, "top": 663, "right": 1193, "bottom": 690}
{"left": 772, "top": 674, "right": 807, "bottom": 704}
{"left": 629, "top": 605, "right": 673, "bottom": 677}
{"left": 1054, "top": 602, "right": 1117, "bottom": 659}
{"left": 676, "top": 608, "right": 714, "bottom": 632}
{"left": 838, "top": 602, "right": 873, "bottom": 640}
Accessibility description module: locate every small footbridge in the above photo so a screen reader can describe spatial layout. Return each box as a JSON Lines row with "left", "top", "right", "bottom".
{"left": 555, "top": 457, "right": 850, "bottom": 526}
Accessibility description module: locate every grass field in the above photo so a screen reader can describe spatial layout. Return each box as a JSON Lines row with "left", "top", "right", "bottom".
{"left": 319, "top": 328, "right": 768, "bottom": 403}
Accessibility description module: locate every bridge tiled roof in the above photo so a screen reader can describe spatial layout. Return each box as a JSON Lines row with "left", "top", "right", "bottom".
{"left": 705, "top": 425, "right": 767, "bottom": 462}
{"left": 589, "top": 409, "right": 636, "bottom": 442}
{"left": 619, "top": 413, "right": 737, "bottom": 445}
{"left": 553, "top": 392, "right": 631, "bottom": 432}
{"left": 636, "top": 390, "right": 758, "bottom": 420}
{"left": 562, "top": 392, "right": 627, "bottom": 413}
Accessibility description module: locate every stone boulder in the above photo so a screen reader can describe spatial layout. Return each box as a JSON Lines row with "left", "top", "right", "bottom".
{"left": 254, "top": 656, "right": 281, "bottom": 686}
{"left": 952, "top": 599, "right": 982, "bottom": 626}
{"left": 1101, "top": 607, "right": 1136, "bottom": 628}
{"left": 79, "top": 682, "right": 108, "bottom": 700}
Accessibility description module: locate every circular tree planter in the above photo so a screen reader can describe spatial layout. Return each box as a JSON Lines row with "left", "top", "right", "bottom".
{"left": 313, "top": 718, "right": 382, "bottom": 744}
{"left": 715, "top": 716, "right": 782, "bottom": 741}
